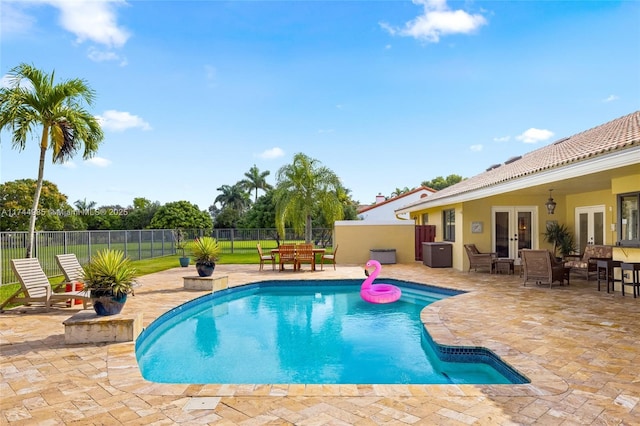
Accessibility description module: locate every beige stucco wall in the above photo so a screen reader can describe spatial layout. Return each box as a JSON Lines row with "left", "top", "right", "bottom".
{"left": 333, "top": 221, "right": 416, "bottom": 266}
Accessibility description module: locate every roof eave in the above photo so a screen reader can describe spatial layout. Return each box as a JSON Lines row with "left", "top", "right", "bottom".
{"left": 395, "top": 146, "right": 640, "bottom": 215}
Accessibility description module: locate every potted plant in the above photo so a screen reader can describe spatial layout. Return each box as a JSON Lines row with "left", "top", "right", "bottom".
{"left": 191, "top": 236, "right": 221, "bottom": 277}
{"left": 173, "top": 228, "right": 190, "bottom": 267}
{"left": 81, "top": 249, "right": 139, "bottom": 316}
{"left": 543, "top": 222, "right": 577, "bottom": 259}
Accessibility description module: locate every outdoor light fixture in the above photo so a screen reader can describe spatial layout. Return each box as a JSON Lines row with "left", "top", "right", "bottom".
{"left": 545, "top": 189, "right": 557, "bottom": 215}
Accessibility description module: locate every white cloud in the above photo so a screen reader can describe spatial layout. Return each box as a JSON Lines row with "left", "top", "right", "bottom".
{"left": 493, "top": 135, "right": 510, "bottom": 142}
{"left": 46, "top": 0, "right": 130, "bottom": 48}
{"left": 1, "top": 75, "right": 12, "bottom": 88}
{"left": 516, "top": 128, "right": 554, "bottom": 144}
{"left": 96, "top": 110, "right": 151, "bottom": 132}
{"left": 87, "top": 47, "right": 127, "bottom": 65}
{"left": 61, "top": 161, "right": 77, "bottom": 169}
{"left": 0, "top": 3, "right": 36, "bottom": 36}
{"left": 603, "top": 94, "right": 619, "bottom": 103}
{"left": 85, "top": 157, "right": 111, "bottom": 167}
{"left": 470, "top": 144, "right": 483, "bottom": 152}
{"left": 380, "top": 0, "right": 487, "bottom": 43}
{"left": 258, "top": 147, "right": 285, "bottom": 159}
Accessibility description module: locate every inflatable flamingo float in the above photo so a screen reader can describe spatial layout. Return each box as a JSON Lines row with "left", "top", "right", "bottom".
{"left": 361, "top": 259, "right": 402, "bottom": 304}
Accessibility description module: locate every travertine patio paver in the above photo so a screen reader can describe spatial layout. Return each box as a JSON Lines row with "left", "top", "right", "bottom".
{"left": 1, "top": 262, "right": 639, "bottom": 424}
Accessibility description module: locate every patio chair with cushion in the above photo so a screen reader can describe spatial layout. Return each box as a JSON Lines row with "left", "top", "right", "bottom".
{"left": 295, "top": 243, "right": 316, "bottom": 271}
{"left": 320, "top": 245, "right": 338, "bottom": 270}
{"left": 464, "top": 244, "right": 497, "bottom": 273}
{"left": 0, "top": 258, "right": 91, "bottom": 312}
{"left": 521, "top": 249, "right": 568, "bottom": 288}
{"left": 563, "top": 244, "right": 612, "bottom": 281}
{"left": 256, "top": 243, "right": 275, "bottom": 271}
{"left": 278, "top": 244, "right": 297, "bottom": 271}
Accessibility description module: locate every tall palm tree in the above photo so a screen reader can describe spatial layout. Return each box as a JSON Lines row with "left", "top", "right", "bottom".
{"left": 0, "top": 63, "right": 104, "bottom": 257}
{"left": 214, "top": 183, "right": 251, "bottom": 213}
{"left": 240, "top": 164, "right": 273, "bottom": 202}
{"left": 274, "top": 153, "right": 344, "bottom": 243}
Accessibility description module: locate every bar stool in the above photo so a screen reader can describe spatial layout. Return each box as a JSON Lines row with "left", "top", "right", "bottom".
{"left": 596, "top": 259, "right": 621, "bottom": 293}
{"left": 620, "top": 262, "right": 640, "bottom": 298}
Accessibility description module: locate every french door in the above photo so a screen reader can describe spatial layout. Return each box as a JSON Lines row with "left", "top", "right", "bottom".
{"left": 575, "top": 205, "right": 605, "bottom": 252}
{"left": 492, "top": 207, "right": 537, "bottom": 260}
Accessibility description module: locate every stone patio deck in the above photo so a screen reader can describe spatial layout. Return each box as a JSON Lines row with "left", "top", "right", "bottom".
{"left": 1, "top": 263, "right": 639, "bottom": 425}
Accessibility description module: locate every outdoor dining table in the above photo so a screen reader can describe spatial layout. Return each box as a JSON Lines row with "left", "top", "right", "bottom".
{"left": 271, "top": 247, "right": 326, "bottom": 271}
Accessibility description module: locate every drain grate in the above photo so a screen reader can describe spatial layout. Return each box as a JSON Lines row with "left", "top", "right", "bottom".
{"left": 183, "top": 397, "right": 221, "bottom": 410}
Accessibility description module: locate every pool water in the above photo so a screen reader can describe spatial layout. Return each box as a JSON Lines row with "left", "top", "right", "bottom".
{"left": 136, "top": 280, "right": 527, "bottom": 385}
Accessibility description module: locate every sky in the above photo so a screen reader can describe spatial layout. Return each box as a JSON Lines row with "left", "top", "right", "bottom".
{"left": 1, "top": 0, "right": 639, "bottom": 212}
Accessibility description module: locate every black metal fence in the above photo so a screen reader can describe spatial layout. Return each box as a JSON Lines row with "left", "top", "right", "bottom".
{"left": 1, "top": 228, "right": 332, "bottom": 285}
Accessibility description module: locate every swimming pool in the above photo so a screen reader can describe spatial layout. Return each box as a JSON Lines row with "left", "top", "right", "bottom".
{"left": 136, "top": 279, "right": 528, "bottom": 385}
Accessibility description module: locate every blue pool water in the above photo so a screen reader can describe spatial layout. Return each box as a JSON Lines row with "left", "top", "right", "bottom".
{"left": 136, "top": 279, "right": 528, "bottom": 385}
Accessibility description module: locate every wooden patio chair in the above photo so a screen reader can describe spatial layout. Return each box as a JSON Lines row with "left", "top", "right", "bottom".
{"left": 521, "top": 249, "right": 568, "bottom": 288}
{"left": 464, "top": 244, "right": 497, "bottom": 273}
{"left": 278, "top": 244, "right": 297, "bottom": 271}
{"left": 0, "top": 258, "right": 91, "bottom": 312}
{"left": 320, "top": 245, "right": 338, "bottom": 270}
{"left": 295, "top": 243, "right": 316, "bottom": 271}
{"left": 256, "top": 243, "right": 275, "bottom": 271}
{"left": 55, "top": 253, "right": 84, "bottom": 284}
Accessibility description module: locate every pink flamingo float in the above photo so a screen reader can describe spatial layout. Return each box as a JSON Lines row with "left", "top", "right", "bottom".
{"left": 361, "top": 259, "right": 402, "bottom": 304}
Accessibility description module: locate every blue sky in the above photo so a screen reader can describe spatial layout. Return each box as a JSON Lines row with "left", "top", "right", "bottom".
{"left": 1, "top": 0, "right": 639, "bottom": 211}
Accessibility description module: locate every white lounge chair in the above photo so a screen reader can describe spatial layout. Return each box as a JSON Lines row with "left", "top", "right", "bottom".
{"left": 55, "top": 253, "right": 84, "bottom": 283}
{"left": 0, "top": 258, "right": 91, "bottom": 312}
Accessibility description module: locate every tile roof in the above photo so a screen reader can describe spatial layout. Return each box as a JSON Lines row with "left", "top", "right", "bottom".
{"left": 404, "top": 111, "right": 640, "bottom": 207}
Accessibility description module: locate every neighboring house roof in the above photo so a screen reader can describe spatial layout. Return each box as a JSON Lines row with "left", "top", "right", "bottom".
{"left": 357, "top": 186, "right": 436, "bottom": 214}
{"left": 396, "top": 111, "right": 640, "bottom": 214}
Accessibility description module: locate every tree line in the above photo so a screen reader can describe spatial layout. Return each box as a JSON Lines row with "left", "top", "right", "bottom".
{"left": 0, "top": 62, "right": 463, "bottom": 255}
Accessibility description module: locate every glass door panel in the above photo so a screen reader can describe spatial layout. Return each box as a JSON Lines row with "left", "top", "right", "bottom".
{"left": 494, "top": 212, "right": 509, "bottom": 258}
{"left": 575, "top": 206, "right": 606, "bottom": 251}
{"left": 517, "top": 211, "right": 533, "bottom": 251}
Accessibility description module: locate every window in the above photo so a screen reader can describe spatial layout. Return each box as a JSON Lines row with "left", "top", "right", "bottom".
{"left": 618, "top": 192, "right": 639, "bottom": 247}
{"left": 421, "top": 213, "right": 429, "bottom": 225}
{"left": 442, "top": 209, "right": 455, "bottom": 242}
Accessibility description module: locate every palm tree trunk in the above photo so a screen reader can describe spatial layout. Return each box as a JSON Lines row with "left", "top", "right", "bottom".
{"left": 305, "top": 214, "right": 312, "bottom": 243}
{"left": 25, "top": 128, "right": 49, "bottom": 258}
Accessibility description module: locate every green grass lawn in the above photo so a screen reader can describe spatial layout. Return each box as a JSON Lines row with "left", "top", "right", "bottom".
{"left": 0, "top": 249, "right": 334, "bottom": 309}
{"left": 0, "top": 253, "right": 252, "bottom": 308}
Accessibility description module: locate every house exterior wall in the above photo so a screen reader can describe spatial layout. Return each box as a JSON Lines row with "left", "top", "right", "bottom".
{"left": 409, "top": 176, "right": 640, "bottom": 271}
{"left": 333, "top": 221, "right": 415, "bottom": 265}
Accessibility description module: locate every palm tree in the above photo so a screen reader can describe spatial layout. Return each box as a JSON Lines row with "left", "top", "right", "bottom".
{"left": 214, "top": 183, "right": 251, "bottom": 213}
{"left": 0, "top": 63, "right": 104, "bottom": 257}
{"left": 240, "top": 164, "right": 273, "bottom": 202}
{"left": 391, "top": 187, "right": 412, "bottom": 198}
{"left": 274, "top": 153, "right": 344, "bottom": 243}
{"left": 74, "top": 198, "right": 97, "bottom": 212}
